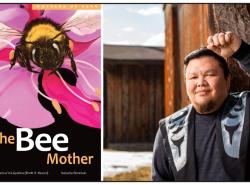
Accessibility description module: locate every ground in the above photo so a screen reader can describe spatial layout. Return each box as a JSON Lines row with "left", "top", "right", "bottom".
{"left": 103, "top": 150, "right": 152, "bottom": 181}
{"left": 104, "top": 166, "right": 151, "bottom": 181}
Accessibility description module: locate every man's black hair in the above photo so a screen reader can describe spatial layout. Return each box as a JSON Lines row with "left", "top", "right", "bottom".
{"left": 184, "top": 47, "right": 230, "bottom": 78}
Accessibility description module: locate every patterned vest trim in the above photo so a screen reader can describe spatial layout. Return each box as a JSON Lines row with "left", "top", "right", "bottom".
{"left": 165, "top": 105, "right": 192, "bottom": 171}
{"left": 221, "top": 92, "right": 247, "bottom": 158}
{"left": 161, "top": 91, "right": 249, "bottom": 181}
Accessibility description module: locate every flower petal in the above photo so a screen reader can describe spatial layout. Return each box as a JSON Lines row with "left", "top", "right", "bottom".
{"left": 21, "top": 4, "right": 43, "bottom": 21}
{"left": 0, "top": 62, "right": 54, "bottom": 128}
{"left": 62, "top": 38, "right": 101, "bottom": 100}
{"left": 0, "top": 48, "right": 12, "bottom": 61}
{"left": 42, "top": 70, "right": 101, "bottom": 129}
{"left": 71, "top": 36, "right": 100, "bottom": 57}
{"left": 0, "top": 4, "right": 20, "bottom": 11}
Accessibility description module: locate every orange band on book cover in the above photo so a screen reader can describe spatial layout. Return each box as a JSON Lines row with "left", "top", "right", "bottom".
{"left": 32, "top": 4, "right": 101, "bottom": 10}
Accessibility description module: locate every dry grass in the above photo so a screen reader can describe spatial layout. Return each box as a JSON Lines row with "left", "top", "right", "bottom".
{"left": 104, "top": 166, "right": 151, "bottom": 181}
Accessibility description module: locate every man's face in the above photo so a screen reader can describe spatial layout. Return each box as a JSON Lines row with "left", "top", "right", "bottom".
{"left": 185, "top": 56, "right": 230, "bottom": 114}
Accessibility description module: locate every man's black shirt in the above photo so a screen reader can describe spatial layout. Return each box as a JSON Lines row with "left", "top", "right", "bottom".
{"left": 194, "top": 111, "right": 231, "bottom": 181}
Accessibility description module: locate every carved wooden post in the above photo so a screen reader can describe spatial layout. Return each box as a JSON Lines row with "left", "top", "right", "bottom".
{"left": 209, "top": 4, "right": 250, "bottom": 92}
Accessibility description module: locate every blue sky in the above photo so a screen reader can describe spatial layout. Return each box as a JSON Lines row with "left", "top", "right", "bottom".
{"left": 103, "top": 4, "right": 165, "bottom": 47}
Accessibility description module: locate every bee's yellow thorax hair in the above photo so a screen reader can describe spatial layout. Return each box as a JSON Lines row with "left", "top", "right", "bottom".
{"left": 25, "top": 24, "right": 63, "bottom": 43}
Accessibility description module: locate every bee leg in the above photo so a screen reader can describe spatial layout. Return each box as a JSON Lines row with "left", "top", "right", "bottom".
{"left": 10, "top": 46, "right": 38, "bottom": 74}
{"left": 9, "top": 50, "right": 19, "bottom": 69}
{"left": 10, "top": 50, "right": 25, "bottom": 69}
{"left": 10, "top": 59, "right": 16, "bottom": 69}
{"left": 66, "top": 48, "right": 78, "bottom": 77}
{"left": 10, "top": 47, "right": 26, "bottom": 69}
{"left": 49, "top": 60, "right": 65, "bottom": 75}
{"left": 20, "top": 53, "right": 39, "bottom": 73}
{"left": 31, "top": 70, "right": 39, "bottom": 74}
{"left": 9, "top": 50, "right": 15, "bottom": 61}
{"left": 24, "top": 60, "right": 32, "bottom": 72}
{"left": 25, "top": 59, "right": 39, "bottom": 73}
{"left": 40, "top": 69, "right": 44, "bottom": 75}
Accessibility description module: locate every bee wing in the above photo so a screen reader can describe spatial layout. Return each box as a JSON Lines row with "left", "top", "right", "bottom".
{"left": 62, "top": 10, "right": 100, "bottom": 36}
{"left": 0, "top": 22, "right": 22, "bottom": 49}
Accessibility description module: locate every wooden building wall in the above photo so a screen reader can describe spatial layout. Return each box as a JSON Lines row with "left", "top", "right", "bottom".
{"left": 105, "top": 62, "right": 164, "bottom": 146}
{"left": 164, "top": 4, "right": 210, "bottom": 116}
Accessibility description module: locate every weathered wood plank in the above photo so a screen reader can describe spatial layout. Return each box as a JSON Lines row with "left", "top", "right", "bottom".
{"left": 164, "top": 5, "right": 178, "bottom": 116}
{"left": 164, "top": 4, "right": 210, "bottom": 113}
{"left": 105, "top": 62, "right": 164, "bottom": 144}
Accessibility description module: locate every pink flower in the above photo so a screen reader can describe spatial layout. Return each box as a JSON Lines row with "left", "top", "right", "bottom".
{"left": 0, "top": 4, "right": 101, "bottom": 129}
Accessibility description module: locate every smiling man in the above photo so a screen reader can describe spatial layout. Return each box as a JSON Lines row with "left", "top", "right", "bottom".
{"left": 152, "top": 32, "right": 250, "bottom": 181}
{"left": 185, "top": 49, "right": 231, "bottom": 115}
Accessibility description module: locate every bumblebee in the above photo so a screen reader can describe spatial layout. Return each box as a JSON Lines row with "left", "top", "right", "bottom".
{"left": 10, "top": 18, "right": 77, "bottom": 76}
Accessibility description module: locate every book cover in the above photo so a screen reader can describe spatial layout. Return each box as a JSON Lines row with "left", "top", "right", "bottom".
{"left": 0, "top": 4, "right": 101, "bottom": 181}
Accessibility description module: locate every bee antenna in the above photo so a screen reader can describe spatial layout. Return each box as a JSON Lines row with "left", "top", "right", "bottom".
{"left": 52, "top": 30, "right": 69, "bottom": 41}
